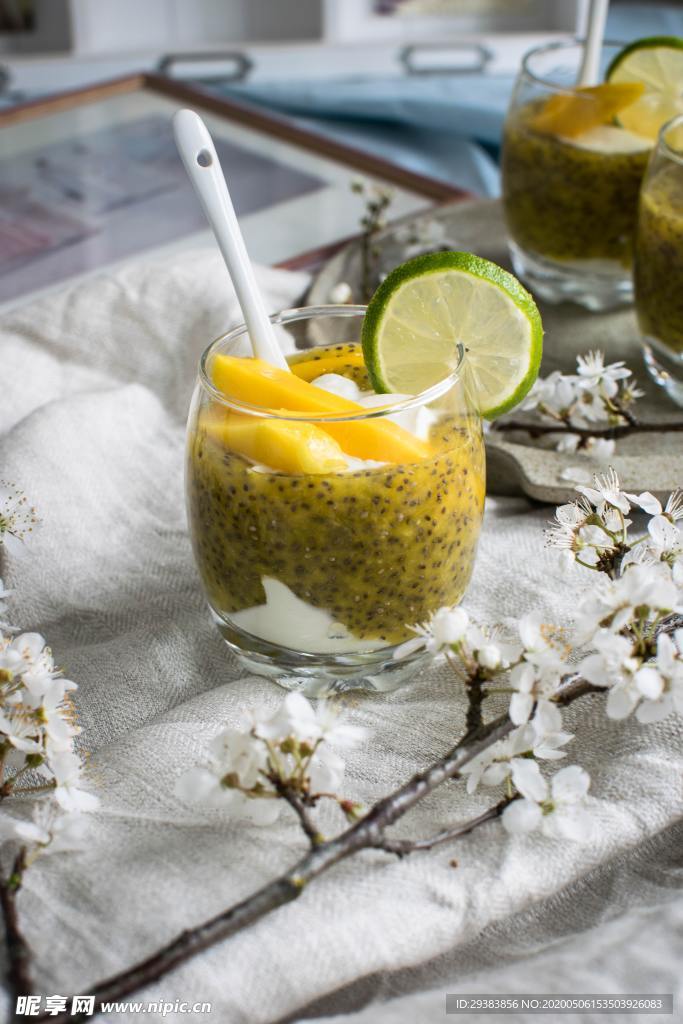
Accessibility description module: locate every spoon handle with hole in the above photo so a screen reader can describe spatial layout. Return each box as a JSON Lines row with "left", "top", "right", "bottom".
{"left": 173, "top": 108, "right": 288, "bottom": 369}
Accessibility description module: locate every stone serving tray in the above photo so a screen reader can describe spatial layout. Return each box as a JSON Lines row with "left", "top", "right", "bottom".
{"left": 305, "top": 199, "right": 683, "bottom": 505}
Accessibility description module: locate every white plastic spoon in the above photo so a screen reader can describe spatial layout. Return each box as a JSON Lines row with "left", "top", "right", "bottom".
{"left": 173, "top": 108, "right": 288, "bottom": 369}
{"left": 577, "top": 0, "right": 610, "bottom": 88}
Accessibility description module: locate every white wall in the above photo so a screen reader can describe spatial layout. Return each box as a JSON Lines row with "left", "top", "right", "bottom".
{"left": 50, "top": 0, "right": 322, "bottom": 55}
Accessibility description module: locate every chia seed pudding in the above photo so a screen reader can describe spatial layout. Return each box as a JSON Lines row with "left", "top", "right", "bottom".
{"left": 502, "top": 102, "right": 651, "bottom": 267}
{"left": 187, "top": 344, "right": 485, "bottom": 650}
{"left": 635, "top": 163, "right": 683, "bottom": 355}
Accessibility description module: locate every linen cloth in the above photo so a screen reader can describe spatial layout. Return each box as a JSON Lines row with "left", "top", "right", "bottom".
{"left": 0, "top": 247, "right": 681, "bottom": 1024}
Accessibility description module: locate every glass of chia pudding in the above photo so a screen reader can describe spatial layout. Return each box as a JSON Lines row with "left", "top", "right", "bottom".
{"left": 186, "top": 305, "right": 485, "bottom": 696}
{"left": 635, "top": 114, "right": 683, "bottom": 406}
{"left": 502, "top": 41, "right": 652, "bottom": 311}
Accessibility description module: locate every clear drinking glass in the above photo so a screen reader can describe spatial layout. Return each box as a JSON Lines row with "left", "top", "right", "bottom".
{"left": 501, "top": 41, "right": 652, "bottom": 311}
{"left": 186, "top": 305, "right": 485, "bottom": 697}
{"left": 635, "top": 114, "right": 683, "bottom": 407}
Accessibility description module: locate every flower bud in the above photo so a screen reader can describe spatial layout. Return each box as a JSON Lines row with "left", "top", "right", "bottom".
{"left": 477, "top": 644, "right": 501, "bottom": 670}
{"left": 431, "top": 606, "right": 468, "bottom": 646}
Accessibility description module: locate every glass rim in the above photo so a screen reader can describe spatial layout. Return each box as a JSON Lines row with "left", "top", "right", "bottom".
{"left": 658, "top": 112, "right": 683, "bottom": 167}
{"left": 197, "top": 303, "right": 466, "bottom": 422}
{"left": 520, "top": 38, "right": 627, "bottom": 97}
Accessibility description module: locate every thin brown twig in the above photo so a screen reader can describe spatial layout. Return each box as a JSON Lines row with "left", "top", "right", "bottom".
{"left": 492, "top": 418, "right": 683, "bottom": 441}
{"left": 273, "top": 782, "right": 324, "bottom": 848}
{"left": 0, "top": 848, "right": 32, "bottom": 1007}
{"left": 465, "top": 671, "right": 485, "bottom": 737}
{"left": 375, "top": 797, "right": 513, "bottom": 856}
{"left": 35, "top": 674, "right": 598, "bottom": 1024}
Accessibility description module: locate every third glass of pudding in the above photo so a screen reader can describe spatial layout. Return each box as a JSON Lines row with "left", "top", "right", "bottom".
{"left": 186, "top": 305, "right": 484, "bottom": 697}
{"left": 635, "top": 113, "right": 683, "bottom": 406}
{"left": 502, "top": 41, "right": 652, "bottom": 311}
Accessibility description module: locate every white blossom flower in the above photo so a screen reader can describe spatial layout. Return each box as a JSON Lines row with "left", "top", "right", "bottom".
{"left": 394, "top": 605, "right": 469, "bottom": 660}
{"left": 213, "top": 728, "right": 268, "bottom": 788}
{"left": 175, "top": 725, "right": 277, "bottom": 822}
{"left": 0, "top": 482, "right": 41, "bottom": 555}
{"left": 256, "top": 693, "right": 366, "bottom": 748}
{"left": 463, "top": 621, "right": 520, "bottom": 673}
{"left": 176, "top": 693, "right": 363, "bottom": 825}
{"left": 48, "top": 750, "right": 99, "bottom": 812}
{"left": 583, "top": 437, "right": 616, "bottom": 461}
{"left": 502, "top": 764, "right": 593, "bottom": 840}
{"left": 664, "top": 489, "right": 683, "bottom": 522}
{"left": 0, "top": 632, "right": 46, "bottom": 680}
{"left": 673, "top": 552, "right": 683, "bottom": 588}
{"left": 630, "top": 491, "right": 663, "bottom": 515}
{"left": 175, "top": 764, "right": 280, "bottom": 825}
{"left": 579, "top": 628, "right": 637, "bottom": 693}
{"left": 575, "top": 351, "right": 630, "bottom": 398}
{"left": 531, "top": 701, "right": 574, "bottom": 760}
{"left": 556, "top": 434, "right": 581, "bottom": 454}
{"left": 461, "top": 711, "right": 572, "bottom": 795}
{"left": 577, "top": 563, "right": 680, "bottom": 641}
{"left": 629, "top": 488, "right": 683, "bottom": 521}
{"left": 625, "top": 630, "right": 683, "bottom": 723}
{"left": 520, "top": 371, "right": 579, "bottom": 418}
{"left": 0, "top": 709, "right": 42, "bottom": 753}
{"left": 552, "top": 498, "right": 592, "bottom": 530}
{"left": 577, "top": 468, "right": 631, "bottom": 515}
{"left": 546, "top": 497, "right": 621, "bottom": 569}
{"left": 461, "top": 727, "right": 535, "bottom": 794}
{"left": 12, "top": 803, "right": 88, "bottom": 855}
{"left": 578, "top": 623, "right": 674, "bottom": 721}
{"left": 308, "top": 743, "right": 346, "bottom": 792}
{"left": 572, "top": 386, "right": 609, "bottom": 426}
{"left": 506, "top": 612, "right": 569, "bottom": 724}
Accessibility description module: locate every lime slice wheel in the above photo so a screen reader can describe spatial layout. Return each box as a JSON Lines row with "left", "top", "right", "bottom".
{"left": 607, "top": 35, "right": 683, "bottom": 141}
{"left": 361, "top": 251, "right": 543, "bottom": 420}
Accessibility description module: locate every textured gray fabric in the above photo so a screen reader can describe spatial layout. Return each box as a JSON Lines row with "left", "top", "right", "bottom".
{"left": 302, "top": 893, "right": 683, "bottom": 1024}
{"left": 1, "top": 249, "right": 681, "bottom": 1024}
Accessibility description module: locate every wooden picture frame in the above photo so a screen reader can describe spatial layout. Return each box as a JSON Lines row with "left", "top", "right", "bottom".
{"left": 0, "top": 73, "right": 472, "bottom": 295}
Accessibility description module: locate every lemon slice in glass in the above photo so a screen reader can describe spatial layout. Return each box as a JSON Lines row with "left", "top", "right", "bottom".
{"left": 361, "top": 251, "right": 543, "bottom": 420}
{"left": 607, "top": 36, "right": 683, "bottom": 142}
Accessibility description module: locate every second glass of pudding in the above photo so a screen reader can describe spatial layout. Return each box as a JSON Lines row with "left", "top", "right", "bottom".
{"left": 502, "top": 41, "right": 652, "bottom": 311}
{"left": 186, "top": 305, "right": 485, "bottom": 696}
{"left": 634, "top": 114, "right": 683, "bottom": 406}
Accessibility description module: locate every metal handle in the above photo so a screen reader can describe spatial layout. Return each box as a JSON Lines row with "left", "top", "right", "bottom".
{"left": 158, "top": 51, "right": 253, "bottom": 83}
{"left": 400, "top": 43, "right": 492, "bottom": 76}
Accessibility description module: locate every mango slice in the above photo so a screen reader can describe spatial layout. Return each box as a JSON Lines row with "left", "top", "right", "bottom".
{"left": 532, "top": 81, "right": 645, "bottom": 139}
{"left": 201, "top": 409, "right": 348, "bottom": 474}
{"left": 289, "top": 348, "right": 366, "bottom": 382}
{"left": 209, "top": 355, "right": 432, "bottom": 463}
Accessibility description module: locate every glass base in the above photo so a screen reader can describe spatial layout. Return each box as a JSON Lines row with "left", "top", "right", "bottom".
{"left": 214, "top": 614, "right": 429, "bottom": 697}
{"left": 508, "top": 241, "right": 634, "bottom": 312}
{"left": 642, "top": 335, "right": 683, "bottom": 408}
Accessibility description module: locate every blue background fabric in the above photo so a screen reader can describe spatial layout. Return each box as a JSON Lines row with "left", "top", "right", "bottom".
{"left": 214, "top": 3, "right": 683, "bottom": 197}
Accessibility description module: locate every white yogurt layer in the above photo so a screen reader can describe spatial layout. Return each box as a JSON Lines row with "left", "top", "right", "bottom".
{"left": 562, "top": 124, "right": 651, "bottom": 154}
{"left": 230, "top": 577, "right": 386, "bottom": 653}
